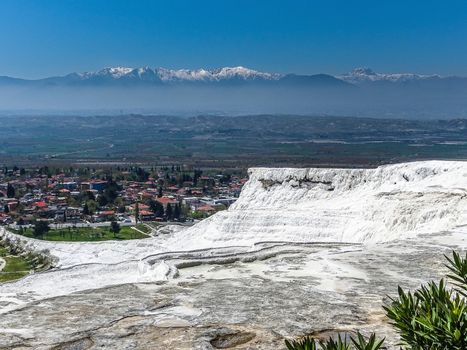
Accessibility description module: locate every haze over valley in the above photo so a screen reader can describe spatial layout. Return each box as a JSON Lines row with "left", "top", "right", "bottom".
{"left": 2, "top": 66, "right": 467, "bottom": 118}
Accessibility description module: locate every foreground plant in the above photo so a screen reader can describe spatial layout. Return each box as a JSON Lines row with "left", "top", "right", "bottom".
{"left": 384, "top": 251, "right": 467, "bottom": 349}
{"left": 285, "top": 251, "right": 467, "bottom": 350}
{"left": 285, "top": 332, "right": 384, "bottom": 350}
{"left": 285, "top": 335, "right": 317, "bottom": 350}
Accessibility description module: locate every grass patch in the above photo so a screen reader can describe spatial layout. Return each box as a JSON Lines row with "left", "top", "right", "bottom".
{"left": 0, "top": 248, "right": 34, "bottom": 283}
{"left": 0, "top": 271, "right": 29, "bottom": 283}
{"left": 2, "top": 256, "right": 34, "bottom": 272}
{"left": 15, "top": 226, "right": 148, "bottom": 242}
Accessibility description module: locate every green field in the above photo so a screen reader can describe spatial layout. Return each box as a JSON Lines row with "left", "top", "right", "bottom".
{"left": 2, "top": 115, "right": 467, "bottom": 168}
{"left": 0, "top": 247, "right": 35, "bottom": 283}
{"left": 14, "top": 225, "right": 150, "bottom": 242}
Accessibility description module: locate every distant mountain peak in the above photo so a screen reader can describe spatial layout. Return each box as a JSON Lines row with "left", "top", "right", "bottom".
{"left": 69, "top": 65, "right": 281, "bottom": 83}
{"left": 351, "top": 67, "right": 377, "bottom": 76}
{"left": 339, "top": 67, "right": 440, "bottom": 83}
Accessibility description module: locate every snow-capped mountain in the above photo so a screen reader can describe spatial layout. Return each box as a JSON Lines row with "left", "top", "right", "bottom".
{"left": 69, "top": 66, "right": 282, "bottom": 83}
{"left": 0, "top": 65, "right": 455, "bottom": 87}
{"left": 158, "top": 66, "right": 281, "bottom": 82}
{"left": 339, "top": 67, "right": 440, "bottom": 84}
{"left": 2, "top": 65, "right": 467, "bottom": 117}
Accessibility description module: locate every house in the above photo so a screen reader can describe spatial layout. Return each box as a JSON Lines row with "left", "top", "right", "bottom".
{"left": 4, "top": 199, "right": 19, "bottom": 212}
{"left": 58, "top": 181, "right": 77, "bottom": 190}
{"left": 81, "top": 181, "right": 107, "bottom": 191}
{"left": 55, "top": 207, "right": 81, "bottom": 222}
{"left": 90, "top": 181, "right": 107, "bottom": 191}
{"left": 197, "top": 204, "right": 216, "bottom": 215}
{"left": 156, "top": 197, "right": 178, "bottom": 208}
{"left": 139, "top": 210, "right": 155, "bottom": 221}
{"left": 32, "top": 201, "right": 47, "bottom": 209}
{"left": 94, "top": 210, "right": 115, "bottom": 222}
{"left": 213, "top": 197, "right": 237, "bottom": 207}
{"left": 58, "top": 189, "right": 71, "bottom": 196}
{"left": 128, "top": 203, "right": 150, "bottom": 213}
{"left": 166, "top": 186, "right": 179, "bottom": 193}
{"left": 0, "top": 213, "right": 11, "bottom": 225}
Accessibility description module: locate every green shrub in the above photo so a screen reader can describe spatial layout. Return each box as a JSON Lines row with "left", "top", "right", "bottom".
{"left": 285, "top": 251, "right": 467, "bottom": 350}
{"left": 285, "top": 335, "right": 317, "bottom": 350}
{"left": 285, "top": 333, "right": 384, "bottom": 350}
{"left": 384, "top": 251, "right": 467, "bottom": 349}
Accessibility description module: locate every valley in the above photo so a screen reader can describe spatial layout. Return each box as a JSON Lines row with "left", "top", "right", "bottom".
{"left": 1, "top": 115, "right": 467, "bottom": 168}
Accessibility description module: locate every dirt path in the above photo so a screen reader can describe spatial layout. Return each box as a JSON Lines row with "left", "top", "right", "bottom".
{"left": 0, "top": 257, "right": 5, "bottom": 272}
{"left": 130, "top": 227, "right": 151, "bottom": 237}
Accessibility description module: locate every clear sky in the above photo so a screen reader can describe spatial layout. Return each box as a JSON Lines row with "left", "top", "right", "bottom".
{"left": 1, "top": 0, "right": 467, "bottom": 78}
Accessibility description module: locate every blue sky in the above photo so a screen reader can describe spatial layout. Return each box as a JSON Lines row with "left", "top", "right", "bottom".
{"left": 1, "top": 0, "right": 467, "bottom": 78}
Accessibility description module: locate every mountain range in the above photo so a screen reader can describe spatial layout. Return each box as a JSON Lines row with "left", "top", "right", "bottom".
{"left": 0, "top": 66, "right": 463, "bottom": 87}
{"left": 1, "top": 66, "right": 467, "bottom": 118}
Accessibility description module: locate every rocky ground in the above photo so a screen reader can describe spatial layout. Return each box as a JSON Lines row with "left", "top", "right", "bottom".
{"left": 0, "top": 230, "right": 465, "bottom": 350}
{"left": 1, "top": 162, "right": 466, "bottom": 349}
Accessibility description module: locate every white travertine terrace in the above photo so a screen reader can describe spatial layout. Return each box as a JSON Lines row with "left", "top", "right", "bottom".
{"left": 0, "top": 161, "right": 466, "bottom": 349}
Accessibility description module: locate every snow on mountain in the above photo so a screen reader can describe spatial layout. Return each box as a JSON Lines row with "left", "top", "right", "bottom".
{"left": 1, "top": 65, "right": 456, "bottom": 88}
{"left": 71, "top": 66, "right": 281, "bottom": 83}
{"left": 210, "top": 66, "right": 280, "bottom": 80}
{"left": 171, "top": 160, "right": 467, "bottom": 248}
{"left": 339, "top": 67, "right": 440, "bottom": 84}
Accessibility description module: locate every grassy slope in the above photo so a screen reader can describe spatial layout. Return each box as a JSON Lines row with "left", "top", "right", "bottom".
{"left": 0, "top": 247, "right": 34, "bottom": 283}
{"left": 15, "top": 225, "right": 149, "bottom": 242}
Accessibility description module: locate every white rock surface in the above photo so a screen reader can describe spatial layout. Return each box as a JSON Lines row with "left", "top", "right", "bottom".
{"left": 0, "top": 160, "right": 465, "bottom": 303}
{"left": 0, "top": 160, "right": 466, "bottom": 349}
{"left": 172, "top": 160, "right": 467, "bottom": 248}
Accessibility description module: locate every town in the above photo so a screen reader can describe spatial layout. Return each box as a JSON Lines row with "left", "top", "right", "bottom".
{"left": 0, "top": 165, "right": 246, "bottom": 240}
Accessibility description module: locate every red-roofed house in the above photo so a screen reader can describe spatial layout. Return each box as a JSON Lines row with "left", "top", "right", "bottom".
{"left": 156, "top": 197, "right": 178, "bottom": 208}
{"left": 139, "top": 210, "right": 155, "bottom": 221}
{"left": 197, "top": 205, "right": 216, "bottom": 214}
{"left": 33, "top": 201, "right": 47, "bottom": 208}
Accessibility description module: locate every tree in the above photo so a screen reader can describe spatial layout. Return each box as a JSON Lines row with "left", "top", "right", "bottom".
{"left": 86, "top": 200, "right": 97, "bottom": 215}
{"left": 82, "top": 203, "right": 90, "bottom": 216}
{"left": 173, "top": 203, "right": 181, "bottom": 220}
{"left": 102, "top": 180, "right": 121, "bottom": 204}
{"left": 166, "top": 204, "right": 173, "bottom": 221}
{"left": 33, "top": 220, "right": 50, "bottom": 238}
{"left": 98, "top": 194, "right": 108, "bottom": 206}
{"left": 6, "top": 183, "right": 15, "bottom": 198}
{"left": 110, "top": 221, "right": 120, "bottom": 238}
{"left": 149, "top": 200, "right": 164, "bottom": 217}
{"left": 86, "top": 191, "right": 96, "bottom": 201}
{"left": 134, "top": 202, "right": 139, "bottom": 223}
